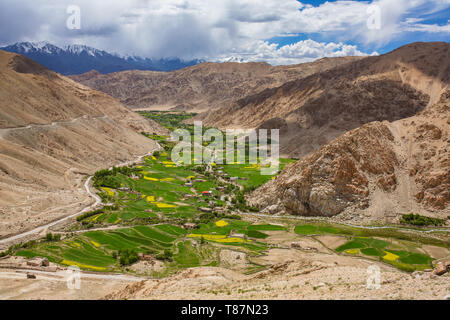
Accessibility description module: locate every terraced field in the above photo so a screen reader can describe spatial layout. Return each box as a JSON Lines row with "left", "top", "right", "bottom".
{"left": 16, "top": 224, "right": 217, "bottom": 275}
{"left": 15, "top": 220, "right": 286, "bottom": 275}
{"left": 294, "top": 223, "right": 447, "bottom": 271}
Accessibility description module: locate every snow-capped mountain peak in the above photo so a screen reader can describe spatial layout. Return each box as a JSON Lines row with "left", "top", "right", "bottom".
{"left": 0, "top": 41, "right": 201, "bottom": 75}
{"left": 65, "top": 44, "right": 106, "bottom": 57}
{"left": 215, "top": 55, "right": 248, "bottom": 63}
{"left": 5, "top": 41, "right": 62, "bottom": 54}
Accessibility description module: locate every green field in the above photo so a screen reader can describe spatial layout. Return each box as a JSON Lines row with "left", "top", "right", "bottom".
{"left": 294, "top": 223, "right": 439, "bottom": 271}
{"left": 16, "top": 224, "right": 221, "bottom": 275}
{"left": 294, "top": 224, "right": 340, "bottom": 235}
{"left": 74, "top": 111, "right": 297, "bottom": 229}
{"left": 14, "top": 219, "right": 283, "bottom": 274}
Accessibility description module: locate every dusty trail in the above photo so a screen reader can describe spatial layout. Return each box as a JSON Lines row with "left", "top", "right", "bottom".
{"left": 0, "top": 115, "right": 111, "bottom": 138}
{"left": 0, "top": 269, "right": 145, "bottom": 282}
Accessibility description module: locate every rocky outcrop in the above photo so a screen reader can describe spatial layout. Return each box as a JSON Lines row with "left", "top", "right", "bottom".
{"left": 433, "top": 261, "right": 450, "bottom": 276}
{"left": 249, "top": 122, "right": 399, "bottom": 216}
{"left": 407, "top": 95, "right": 450, "bottom": 211}
{"left": 249, "top": 89, "right": 449, "bottom": 220}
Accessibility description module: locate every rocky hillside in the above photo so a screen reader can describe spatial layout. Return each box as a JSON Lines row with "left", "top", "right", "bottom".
{"left": 246, "top": 42, "right": 450, "bottom": 221}
{"left": 69, "top": 57, "right": 360, "bottom": 112}
{"left": 248, "top": 88, "right": 449, "bottom": 221}
{"left": 202, "top": 42, "right": 449, "bottom": 159}
{"left": 0, "top": 50, "right": 166, "bottom": 238}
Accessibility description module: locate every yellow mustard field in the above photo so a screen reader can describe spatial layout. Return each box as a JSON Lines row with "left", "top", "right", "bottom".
{"left": 91, "top": 214, "right": 102, "bottom": 222}
{"left": 188, "top": 234, "right": 227, "bottom": 240}
{"left": 188, "top": 234, "right": 251, "bottom": 243}
{"left": 383, "top": 251, "right": 399, "bottom": 261}
{"left": 90, "top": 240, "right": 101, "bottom": 248}
{"left": 67, "top": 242, "right": 81, "bottom": 248}
{"left": 153, "top": 202, "right": 177, "bottom": 208}
{"left": 101, "top": 187, "right": 115, "bottom": 196}
{"left": 215, "top": 220, "right": 229, "bottom": 227}
{"left": 61, "top": 260, "right": 106, "bottom": 271}
{"left": 144, "top": 176, "right": 159, "bottom": 181}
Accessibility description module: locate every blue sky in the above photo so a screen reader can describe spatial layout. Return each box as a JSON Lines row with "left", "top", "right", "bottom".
{"left": 0, "top": 0, "right": 449, "bottom": 64}
{"left": 269, "top": 0, "right": 450, "bottom": 55}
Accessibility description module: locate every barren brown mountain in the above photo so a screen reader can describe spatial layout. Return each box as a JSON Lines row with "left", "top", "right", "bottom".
{"left": 201, "top": 42, "right": 449, "bottom": 158}
{"left": 248, "top": 43, "right": 450, "bottom": 221}
{"left": 69, "top": 57, "right": 360, "bottom": 112}
{"left": 0, "top": 50, "right": 166, "bottom": 239}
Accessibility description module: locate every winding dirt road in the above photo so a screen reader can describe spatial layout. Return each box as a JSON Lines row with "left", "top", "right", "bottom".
{"left": 0, "top": 269, "right": 145, "bottom": 282}
{"left": 0, "top": 115, "right": 111, "bottom": 138}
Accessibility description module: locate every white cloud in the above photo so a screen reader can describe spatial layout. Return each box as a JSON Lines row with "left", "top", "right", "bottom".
{"left": 402, "top": 18, "right": 450, "bottom": 33}
{"left": 216, "top": 39, "right": 378, "bottom": 65}
{"left": 0, "top": 0, "right": 448, "bottom": 61}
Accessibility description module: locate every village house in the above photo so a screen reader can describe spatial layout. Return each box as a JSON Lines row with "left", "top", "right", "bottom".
{"left": 26, "top": 257, "right": 49, "bottom": 267}
{"left": 183, "top": 223, "right": 197, "bottom": 230}
{"left": 138, "top": 253, "right": 154, "bottom": 261}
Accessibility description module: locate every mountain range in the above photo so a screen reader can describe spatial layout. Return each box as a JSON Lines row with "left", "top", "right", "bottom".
{"left": 245, "top": 42, "right": 449, "bottom": 220}
{"left": 0, "top": 42, "right": 202, "bottom": 75}
{"left": 0, "top": 41, "right": 448, "bottom": 236}
{"left": 70, "top": 56, "right": 361, "bottom": 111}
{"left": 70, "top": 41, "right": 449, "bottom": 222}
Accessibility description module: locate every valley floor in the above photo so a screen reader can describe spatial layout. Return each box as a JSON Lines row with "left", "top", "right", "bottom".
{"left": 1, "top": 111, "right": 448, "bottom": 300}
